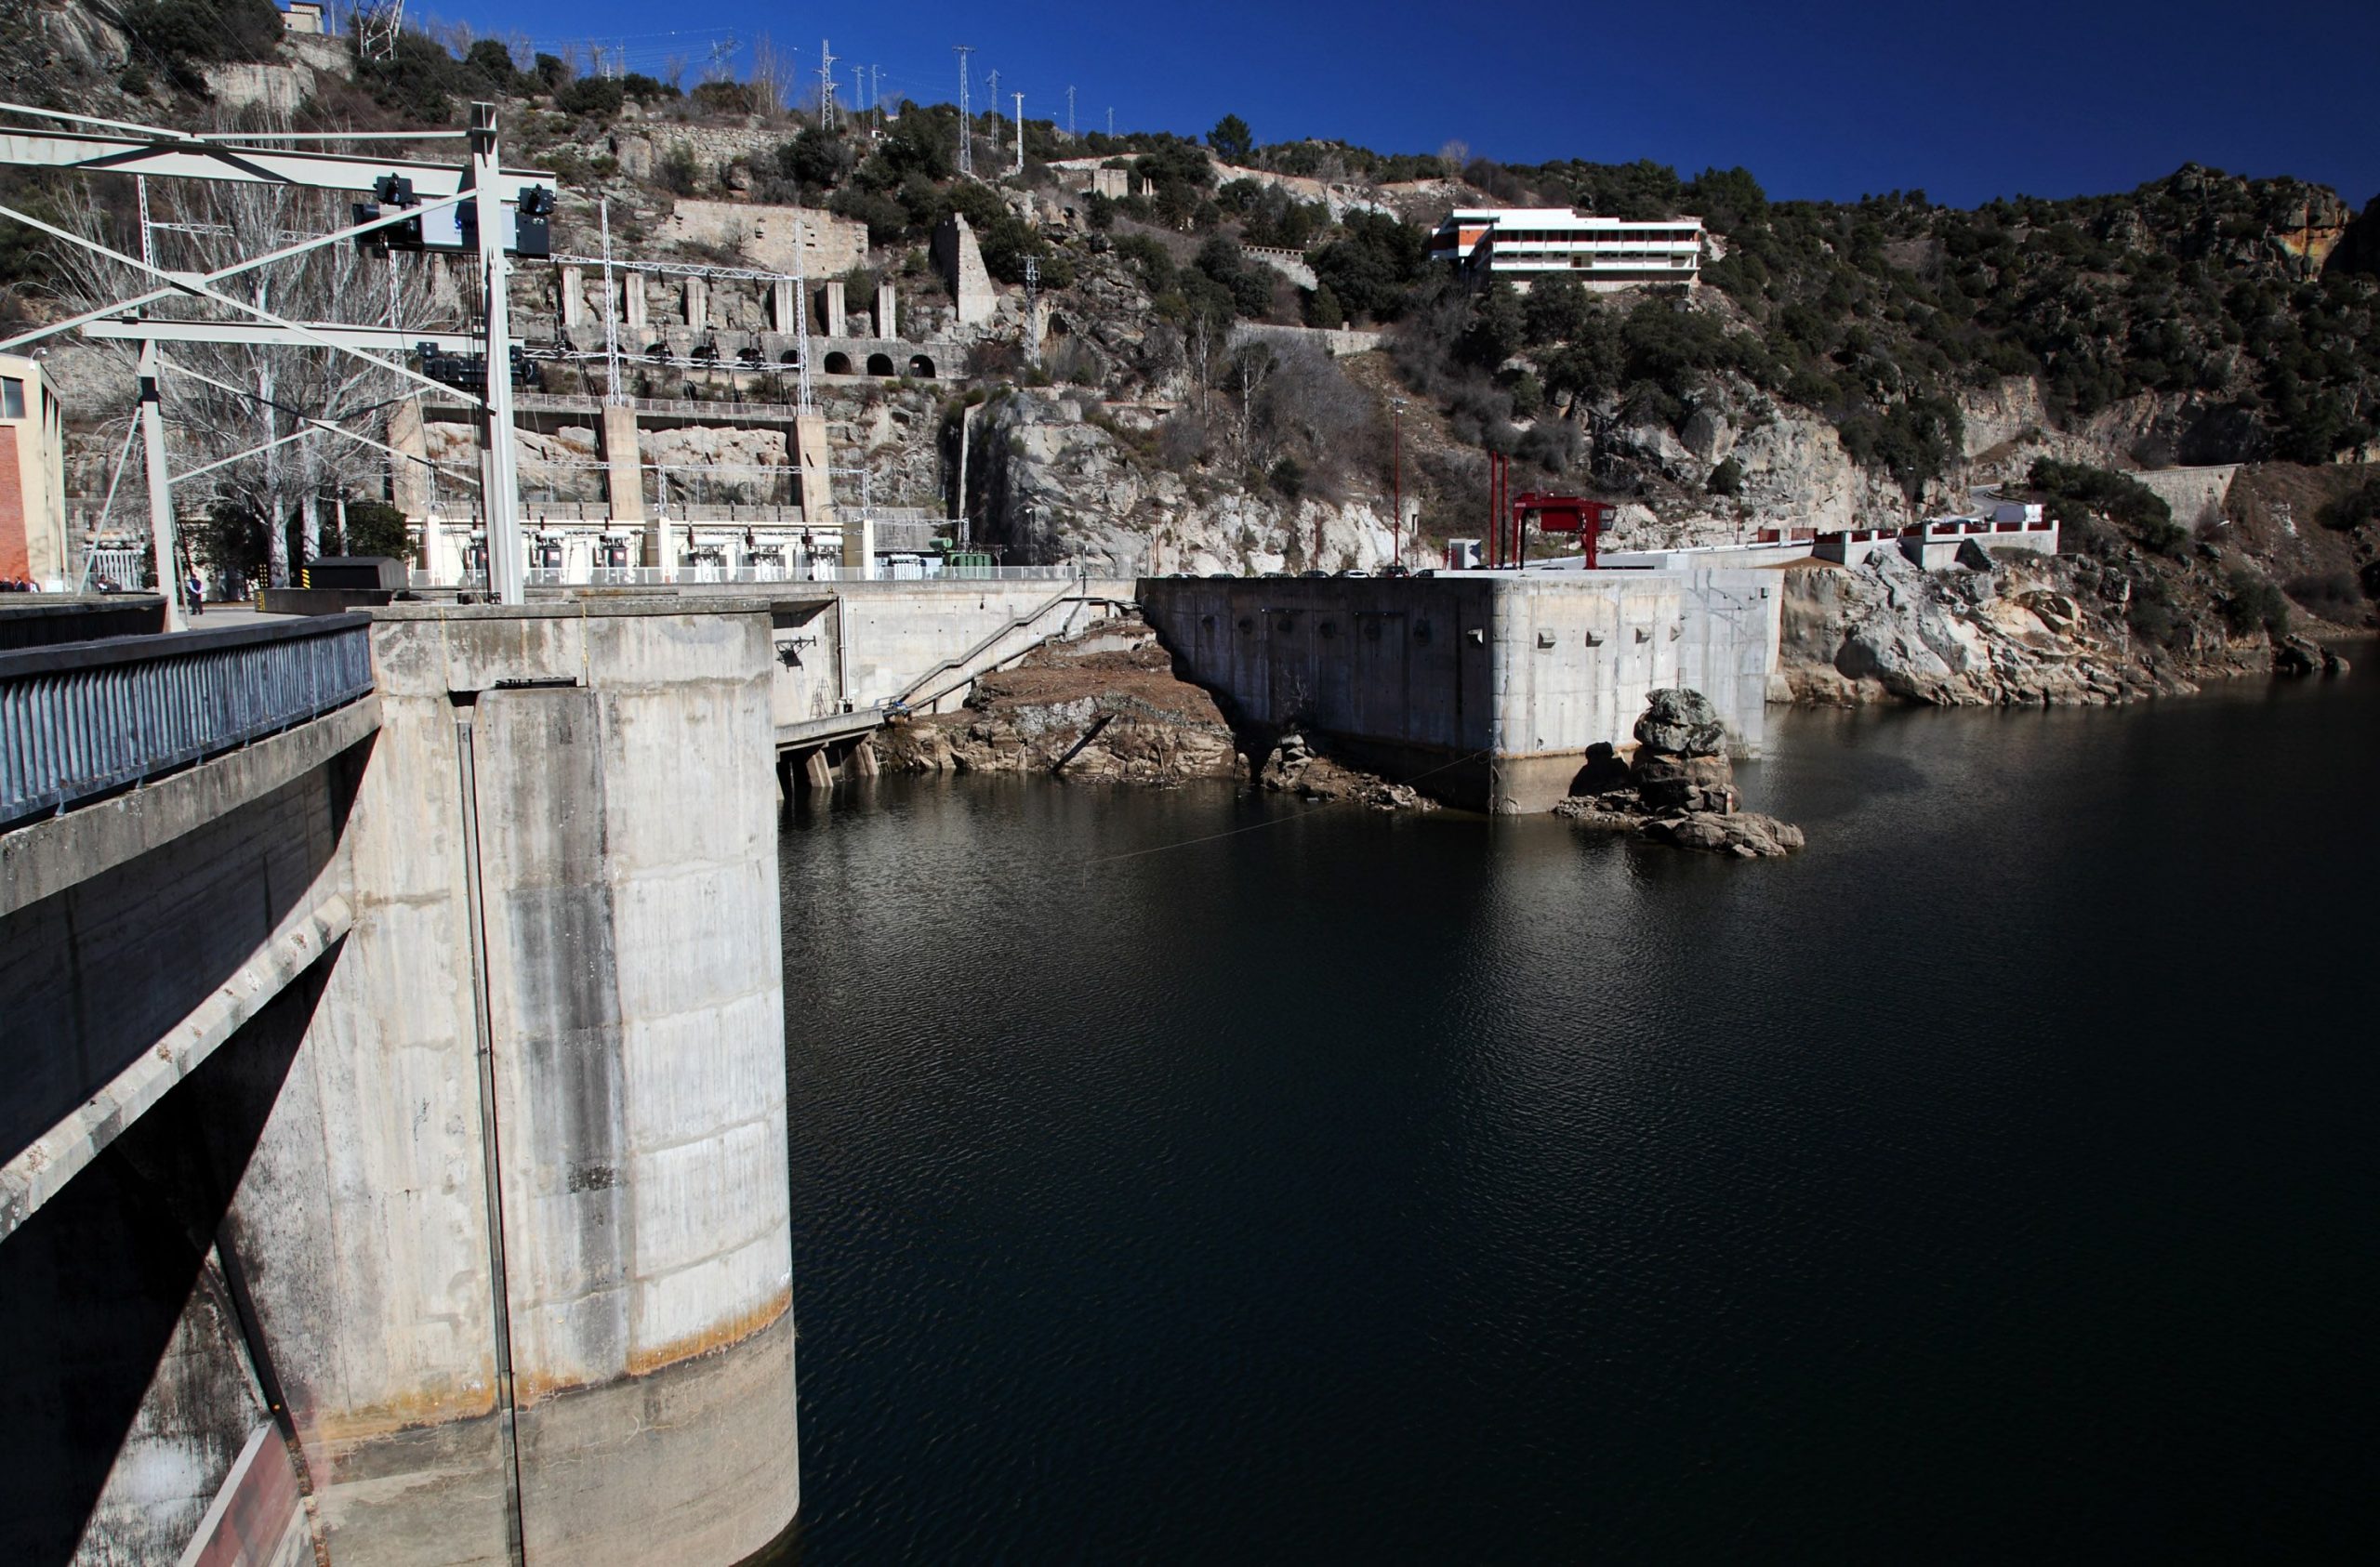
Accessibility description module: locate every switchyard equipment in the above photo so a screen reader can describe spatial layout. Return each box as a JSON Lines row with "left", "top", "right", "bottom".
{"left": 0, "top": 99, "right": 556, "bottom": 619}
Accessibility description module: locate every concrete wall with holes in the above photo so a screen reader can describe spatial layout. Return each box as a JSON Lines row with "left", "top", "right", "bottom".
{"left": 1140, "top": 570, "right": 1782, "bottom": 811}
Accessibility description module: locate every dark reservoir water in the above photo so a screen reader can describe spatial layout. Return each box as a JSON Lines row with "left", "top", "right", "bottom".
{"left": 774, "top": 669, "right": 2380, "bottom": 1561}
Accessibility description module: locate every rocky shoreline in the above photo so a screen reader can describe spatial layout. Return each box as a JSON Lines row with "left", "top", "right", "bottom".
{"left": 872, "top": 615, "right": 1242, "bottom": 784}
{"left": 1252, "top": 731, "right": 1435, "bottom": 811}
{"left": 1779, "top": 547, "right": 2353, "bottom": 709}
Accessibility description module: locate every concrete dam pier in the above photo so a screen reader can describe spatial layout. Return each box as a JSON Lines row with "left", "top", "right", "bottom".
{"left": 1139, "top": 571, "right": 1784, "bottom": 813}
{"left": 2, "top": 602, "right": 797, "bottom": 1565}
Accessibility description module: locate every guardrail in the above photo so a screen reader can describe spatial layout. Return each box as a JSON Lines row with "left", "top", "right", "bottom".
{"left": 0, "top": 614, "right": 374, "bottom": 824}
{"left": 434, "top": 563, "right": 1080, "bottom": 589}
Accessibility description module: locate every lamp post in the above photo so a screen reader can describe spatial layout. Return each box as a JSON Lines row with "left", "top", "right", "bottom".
{"left": 1391, "top": 397, "right": 1406, "bottom": 567}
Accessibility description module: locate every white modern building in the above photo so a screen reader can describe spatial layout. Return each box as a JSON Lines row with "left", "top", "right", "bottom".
{"left": 1427, "top": 208, "right": 1703, "bottom": 291}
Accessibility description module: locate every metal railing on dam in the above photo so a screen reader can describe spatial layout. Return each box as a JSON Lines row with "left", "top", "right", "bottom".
{"left": 0, "top": 613, "right": 374, "bottom": 823}
{"left": 435, "top": 562, "right": 1083, "bottom": 589}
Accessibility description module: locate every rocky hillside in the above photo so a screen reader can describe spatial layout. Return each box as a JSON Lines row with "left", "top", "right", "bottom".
{"left": 5, "top": 5, "right": 2376, "bottom": 633}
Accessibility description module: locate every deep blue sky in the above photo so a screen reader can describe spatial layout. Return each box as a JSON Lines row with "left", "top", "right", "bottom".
{"left": 435, "top": 0, "right": 2377, "bottom": 210}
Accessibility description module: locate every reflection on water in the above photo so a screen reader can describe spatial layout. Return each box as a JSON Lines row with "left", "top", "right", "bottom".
{"left": 773, "top": 670, "right": 2380, "bottom": 1561}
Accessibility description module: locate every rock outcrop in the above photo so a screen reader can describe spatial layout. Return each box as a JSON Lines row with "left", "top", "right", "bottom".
{"left": 1633, "top": 686, "right": 1729, "bottom": 760}
{"left": 1775, "top": 549, "right": 2280, "bottom": 707}
{"left": 1254, "top": 731, "right": 1435, "bottom": 811}
{"left": 2270, "top": 634, "right": 2352, "bottom": 677}
{"left": 1554, "top": 689, "right": 1804, "bottom": 859}
{"left": 972, "top": 390, "right": 1405, "bottom": 574}
{"left": 873, "top": 614, "right": 1241, "bottom": 783}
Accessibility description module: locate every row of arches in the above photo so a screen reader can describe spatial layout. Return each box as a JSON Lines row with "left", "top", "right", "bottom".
{"left": 626, "top": 345, "right": 939, "bottom": 378}
{"left": 819, "top": 350, "right": 936, "bottom": 378}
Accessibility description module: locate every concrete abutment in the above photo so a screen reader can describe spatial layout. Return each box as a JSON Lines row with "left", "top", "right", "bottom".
{"left": 2, "top": 600, "right": 800, "bottom": 1565}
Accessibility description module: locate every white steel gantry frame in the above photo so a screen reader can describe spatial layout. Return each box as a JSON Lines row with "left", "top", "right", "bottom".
{"left": 0, "top": 99, "right": 556, "bottom": 617}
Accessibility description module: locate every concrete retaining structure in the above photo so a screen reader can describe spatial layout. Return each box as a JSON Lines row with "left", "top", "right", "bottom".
{"left": 1139, "top": 572, "right": 1781, "bottom": 812}
{"left": 932, "top": 213, "right": 997, "bottom": 327}
{"left": 245, "top": 600, "right": 799, "bottom": 1563}
{"left": 802, "top": 576, "right": 1136, "bottom": 716}
{"left": 2128, "top": 464, "right": 2239, "bottom": 530}
{"left": 1, "top": 600, "right": 800, "bottom": 1565}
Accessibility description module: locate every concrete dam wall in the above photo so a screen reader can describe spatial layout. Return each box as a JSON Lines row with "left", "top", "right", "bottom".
{"left": 271, "top": 602, "right": 798, "bottom": 1562}
{"left": 2, "top": 601, "right": 799, "bottom": 1564}
{"left": 1139, "top": 571, "right": 1783, "bottom": 812}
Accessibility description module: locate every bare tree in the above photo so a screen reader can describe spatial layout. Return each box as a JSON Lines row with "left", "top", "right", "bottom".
{"left": 748, "top": 34, "right": 796, "bottom": 121}
{"left": 1180, "top": 300, "right": 1228, "bottom": 423}
{"left": 45, "top": 146, "right": 443, "bottom": 585}
{"left": 1230, "top": 341, "right": 1275, "bottom": 466}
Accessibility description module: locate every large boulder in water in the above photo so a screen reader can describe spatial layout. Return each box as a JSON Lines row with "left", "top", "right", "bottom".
{"left": 1633, "top": 687, "right": 1728, "bottom": 757}
{"left": 1642, "top": 810, "right": 1805, "bottom": 859}
{"left": 1632, "top": 751, "right": 1738, "bottom": 814}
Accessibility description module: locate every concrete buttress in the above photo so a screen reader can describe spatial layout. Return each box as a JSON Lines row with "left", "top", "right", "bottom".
{"left": 222, "top": 601, "right": 798, "bottom": 1562}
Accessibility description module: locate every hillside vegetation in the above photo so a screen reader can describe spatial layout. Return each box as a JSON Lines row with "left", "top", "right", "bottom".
{"left": 3, "top": 6, "right": 2375, "bottom": 634}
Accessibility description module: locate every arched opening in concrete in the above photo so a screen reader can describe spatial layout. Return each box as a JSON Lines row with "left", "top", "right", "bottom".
{"left": 823, "top": 351, "right": 853, "bottom": 375}
{"left": 777, "top": 349, "right": 801, "bottom": 365}
{"left": 866, "top": 352, "right": 896, "bottom": 377}
{"left": 908, "top": 354, "right": 936, "bottom": 378}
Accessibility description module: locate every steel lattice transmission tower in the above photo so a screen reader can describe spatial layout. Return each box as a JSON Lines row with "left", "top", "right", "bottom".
{"left": 952, "top": 46, "right": 974, "bottom": 177}
{"left": 355, "top": 0, "right": 404, "bottom": 62}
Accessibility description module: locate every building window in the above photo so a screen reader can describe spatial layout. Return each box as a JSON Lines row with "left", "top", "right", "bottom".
{"left": 1, "top": 377, "right": 21, "bottom": 420}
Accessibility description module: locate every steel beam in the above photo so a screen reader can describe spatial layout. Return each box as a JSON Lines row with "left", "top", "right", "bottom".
{"left": 471, "top": 106, "right": 526, "bottom": 605}
{"left": 0, "top": 126, "right": 552, "bottom": 203}
{"left": 136, "top": 342, "right": 182, "bottom": 630}
{"left": 84, "top": 317, "right": 491, "bottom": 353}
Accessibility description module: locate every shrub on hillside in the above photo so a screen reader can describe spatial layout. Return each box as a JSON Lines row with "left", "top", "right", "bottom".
{"left": 828, "top": 187, "right": 907, "bottom": 248}
{"left": 658, "top": 145, "right": 703, "bottom": 197}
{"left": 778, "top": 127, "right": 854, "bottom": 195}
{"left": 461, "top": 40, "right": 528, "bottom": 95}
{"left": 2317, "top": 481, "right": 2380, "bottom": 532}
{"left": 554, "top": 75, "right": 625, "bottom": 119}
{"left": 1307, "top": 212, "right": 1426, "bottom": 323}
{"left": 2222, "top": 567, "right": 2291, "bottom": 637}
{"left": 2030, "top": 459, "right": 2182, "bottom": 553}
{"left": 2282, "top": 571, "right": 2362, "bottom": 622}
